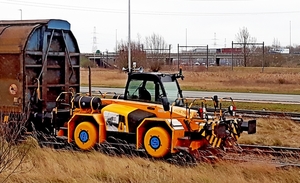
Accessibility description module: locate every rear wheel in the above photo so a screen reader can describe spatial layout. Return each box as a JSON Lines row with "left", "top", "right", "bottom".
{"left": 143, "top": 127, "right": 171, "bottom": 158}
{"left": 74, "top": 122, "right": 97, "bottom": 150}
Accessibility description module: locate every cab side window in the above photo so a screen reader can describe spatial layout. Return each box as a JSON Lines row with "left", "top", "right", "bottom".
{"left": 155, "top": 82, "right": 164, "bottom": 102}
{"left": 126, "top": 79, "right": 157, "bottom": 102}
{"left": 127, "top": 79, "right": 143, "bottom": 100}
{"left": 144, "top": 81, "right": 155, "bottom": 102}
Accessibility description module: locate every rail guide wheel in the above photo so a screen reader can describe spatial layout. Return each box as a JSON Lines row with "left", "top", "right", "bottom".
{"left": 144, "top": 127, "right": 171, "bottom": 158}
{"left": 74, "top": 122, "right": 98, "bottom": 150}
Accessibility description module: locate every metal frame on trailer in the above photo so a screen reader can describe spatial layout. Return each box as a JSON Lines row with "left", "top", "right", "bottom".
{"left": 0, "top": 19, "right": 80, "bottom": 122}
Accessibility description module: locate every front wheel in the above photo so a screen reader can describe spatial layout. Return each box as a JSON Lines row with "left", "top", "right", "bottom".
{"left": 143, "top": 127, "right": 171, "bottom": 158}
{"left": 74, "top": 122, "right": 98, "bottom": 150}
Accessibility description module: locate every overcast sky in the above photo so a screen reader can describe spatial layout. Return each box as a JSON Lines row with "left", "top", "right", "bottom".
{"left": 0, "top": 0, "right": 299, "bottom": 53}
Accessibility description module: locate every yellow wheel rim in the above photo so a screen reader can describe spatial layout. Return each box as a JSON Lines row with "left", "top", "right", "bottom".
{"left": 74, "top": 122, "right": 97, "bottom": 150}
{"left": 144, "top": 127, "right": 171, "bottom": 158}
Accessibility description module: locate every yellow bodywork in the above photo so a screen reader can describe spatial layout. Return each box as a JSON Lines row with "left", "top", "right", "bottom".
{"left": 63, "top": 96, "right": 243, "bottom": 158}
{"left": 101, "top": 99, "right": 201, "bottom": 131}
{"left": 100, "top": 103, "right": 138, "bottom": 133}
{"left": 67, "top": 113, "right": 106, "bottom": 144}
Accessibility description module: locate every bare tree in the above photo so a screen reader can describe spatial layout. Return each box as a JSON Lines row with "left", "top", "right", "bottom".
{"left": 0, "top": 112, "right": 34, "bottom": 182}
{"left": 144, "top": 33, "right": 169, "bottom": 72}
{"left": 272, "top": 38, "right": 281, "bottom": 49}
{"left": 235, "top": 27, "right": 257, "bottom": 67}
{"left": 115, "top": 33, "right": 169, "bottom": 72}
{"left": 115, "top": 40, "right": 146, "bottom": 70}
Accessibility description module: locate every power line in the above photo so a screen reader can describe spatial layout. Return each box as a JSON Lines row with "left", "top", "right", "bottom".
{"left": 0, "top": 0, "right": 126, "bottom": 13}
{"left": 1, "top": 0, "right": 300, "bottom": 16}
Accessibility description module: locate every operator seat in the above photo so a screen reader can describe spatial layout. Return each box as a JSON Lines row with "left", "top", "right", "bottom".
{"left": 138, "top": 87, "right": 151, "bottom": 101}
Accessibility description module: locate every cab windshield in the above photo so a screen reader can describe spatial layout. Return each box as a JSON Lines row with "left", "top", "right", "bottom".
{"left": 161, "top": 76, "right": 183, "bottom": 105}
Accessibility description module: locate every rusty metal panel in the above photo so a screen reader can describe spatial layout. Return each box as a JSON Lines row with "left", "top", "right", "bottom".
{"left": 0, "top": 19, "right": 80, "bottom": 114}
{"left": 0, "top": 26, "right": 8, "bottom": 34}
{"left": 0, "top": 19, "right": 50, "bottom": 25}
{"left": 0, "top": 25, "right": 38, "bottom": 53}
{"left": 0, "top": 19, "right": 70, "bottom": 31}
{"left": 0, "top": 54, "right": 23, "bottom": 112}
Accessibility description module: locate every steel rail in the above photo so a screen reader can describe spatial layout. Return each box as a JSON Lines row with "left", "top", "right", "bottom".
{"left": 238, "top": 144, "right": 300, "bottom": 159}
{"left": 190, "top": 107, "right": 300, "bottom": 122}
{"left": 222, "top": 144, "right": 300, "bottom": 168}
{"left": 235, "top": 109, "right": 300, "bottom": 122}
{"left": 239, "top": 144, "right": 300, "bottom": 153}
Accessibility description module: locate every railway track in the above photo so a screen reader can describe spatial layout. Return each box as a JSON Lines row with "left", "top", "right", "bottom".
{"left": 239, "top": 144, "right": 300, "bottom": 160}
{"left": 199, "top": 107, "right": 300, "bottom": 122}
{"left": 38, "top": 135, "right": 300, "bottom": 168}
{"left": 239, "top": 144, "right": 300, "bottom": 154}
{"left": 236, "top": 109, "right": 300, "bottom": 122}
{"left": 221, "top": 144, "right": 300, "bottom": 168}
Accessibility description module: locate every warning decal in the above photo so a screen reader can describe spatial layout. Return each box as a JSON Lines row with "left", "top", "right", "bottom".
{"left": 9, "top": 84, "right": 18, "bottom": 95}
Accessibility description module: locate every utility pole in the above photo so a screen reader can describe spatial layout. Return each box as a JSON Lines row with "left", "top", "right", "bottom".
{"left": 290, "top": 21, "right": 292, "bottom": 50}
{"left": 213, "top": 32, "right": 217, "bottom": 47}
{"left": 185, "top": 28, "right": 187, "bottom": 51}
{"left": 128, "top": 0, "right": 131, "bottom": 71}
{"left": 19, "top": 9, "right": 22, "bottom": 20}
{"left": 115, "top": 29, "right": 118, "bottom": 53}
{"left": 92, "top": 26, "right": 98, "bottom": 67}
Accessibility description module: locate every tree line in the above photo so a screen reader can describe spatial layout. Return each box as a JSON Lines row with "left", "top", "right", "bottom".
{"left": 81, "top": 28, "right": 300, "bottom": 70}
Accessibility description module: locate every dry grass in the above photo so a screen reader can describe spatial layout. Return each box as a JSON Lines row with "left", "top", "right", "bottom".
{"left": 1, "top": 117, "right": 300, "bottom": 183}
{"left": 177, "top": 66, "right": 300, "bottom": 94}
{"left": 2, "top": 146, "right": 300, "bottom": 183}
{"left": 81, "top": 68, "right": 127, "bottom": 88}
{"left": 238, "top": 118, "right": 300, "bottom": 147}
{"left": 81, "top": 67, "right": 300, "bottom": 94}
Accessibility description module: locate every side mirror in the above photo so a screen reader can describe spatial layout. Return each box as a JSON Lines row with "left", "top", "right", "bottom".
{"left": 228, "top": 105, "right": 236, "bottom": 116}
{"left": 228, "top": 105, "right": 233, "bottom": 116}
{"left": 161, "top": 97, "right": 170, "bottom": 111}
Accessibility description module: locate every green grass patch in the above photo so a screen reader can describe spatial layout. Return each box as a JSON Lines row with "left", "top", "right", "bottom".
{"left": 234, "top": 101, "right": 300, "bottom": 112}
{"left": 181, "top": 86, "right": 300, "bottom": 95}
